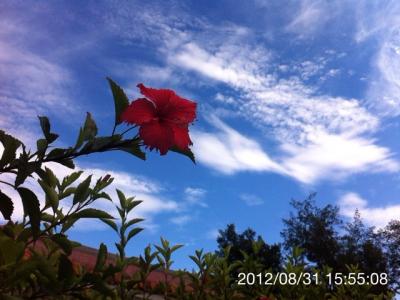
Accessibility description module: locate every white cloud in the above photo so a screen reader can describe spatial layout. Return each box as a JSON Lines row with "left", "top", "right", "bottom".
{"left": 366, "top": 28, "right": 400, "bottom": 116}
{"left": 164, "top": 32, "right": 399, "bottom": 183}
{"left": 286, "top": 0, "right": 327, "bottom": 36}
{"left": 280, "top": 131, "right": 399, "bottom": 183}
{"left": 240, "top": 194, "right": 264, "bottom": 206}
{"left": 193, "top": 116, "right": 398, "bottom": 184}
{"left": 338, "top": 192, "right": 400, "bottom": 228}
{"left": 353, "top": 1, "right": 400, "bottom": 116}
{"left": 23, "top": 0, "right": 395, "bottom": 185}
{"left": 0, "top": 32, "right": 76, "bottom": 146}
{"left": 192, "top": 117, "right": 286, "bottom": 175}
{"left": 98, "top": 1, "right": 396, "bottom": 185}
{"left": 172, "top": 42, "right": 272, "bottom": 90}
{"left": 170, "top": 215, "right": 192, "bottom": 226}
{"left": 170, "top": 40, "right": 379, "bottom": 144}
{"left": 354, "top": 1, "right": 399, "bottom": 43}
{"left": 184, "top": 187, "right": 207, "bottom": 207}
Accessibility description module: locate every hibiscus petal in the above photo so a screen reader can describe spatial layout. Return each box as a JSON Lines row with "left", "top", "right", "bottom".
{"left": 172, "top": 125, "right": 192, "bottom": 150}
{"left": 137, "top": 83, "right": 175, "bottom": 109}
{"left": 120, "top": 98, "right": 156, "bottom": 125}
{"left": 139, "top": 121, "right": 174, "bottom": 155}
{"left": 167, "top": 95, "right": 197, "bottom": 124}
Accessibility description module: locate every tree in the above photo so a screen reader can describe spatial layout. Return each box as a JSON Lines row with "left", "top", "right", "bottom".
{"left": 216, "top": 224, "right": 281, "bottom": 272}
{"left": 339, "top": 210, "right": 387, "bottom": 275}
{"left": 281, "top": 193, "right": 393, "bottom": 295}
{"left": 380, "top": 220, "right": 400, "bottom": 293}
{"left": 281, "top": 193, "right": 341, "bottom": 269}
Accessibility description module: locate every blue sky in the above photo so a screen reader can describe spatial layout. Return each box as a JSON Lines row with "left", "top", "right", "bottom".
{"left": 1, "top": 0, "right": 400, "bottom": 269}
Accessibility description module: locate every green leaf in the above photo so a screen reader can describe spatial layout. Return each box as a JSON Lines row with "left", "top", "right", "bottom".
{"left": 59, "top": 187, "right": 76, "bottom": 200}
{"left": 170, "top": 146, "right": 196, "bottom": 164}
{"left": 75, "top": 113, "right": 98, "bottom": 149}
{"left": 61, "top": 171, "right": 83, "bottom": 189}
{"left": 15, "top": 161, "right": 39, "bottom": 187}
{"left": 46, "top": 148, "right": 68, "bottom": 160}
{"left": 36, "top": 138, "right": 48, "bottom": 155}
{"left": 52, "top": 234, "right": 73, "bottom": 255}
{"left": 38, "top": 116, "right": 59, "bottom": 143}
{"left": 17, "top": 187, "right": 41, "bottom": 238}
{"left": 37, "top": 167, "right": 58, "bottom": 188}
{"left": 0, "top": 130, "right": 21, "bottom": 167}
{"left": 107, "top": 77, "right": 129, "bottom": 125}
{"left": 0, "top": 236, "right": 25, "bottom": 264}
{"left": 36, "top": 256, "right": 57, "bottom": 286}
{"left": 125, "top": 218, "right": 144, "bottom": 229}
{"left": 74, "top": 208, "right": 114, "bottom": 219}
{"left": 44, "top": 167, "right": 58, "bottom": 188}
{"left": 100, "top": 218, "right": 118, "bottom": 232}
{"left": 38, "top": 179, "right": 59, "bottom": 211}
{"left": 117, "top": 207, "right": 124, "bottom": 219}
{"left": 116, "top": 189, "right": 126, "bottom": 209}
{"left": 40, "top": 212, "right": 55, "bottom": 223}
{"left": 57, "top": 159, "right": 75, "bottom": 169}
{"left": 93, "top": 174, "right": 114, "bottom": 192}
{"left": 171, "top": 244, "right": 184, "bottom": 252}
{"left": 61, "top": 219, "right": 77, "bottom": 233}
{"left": 94, "top": 243, "right": 107, "bottom": 272}
{"left": 0, "top": 190, "right": 13, "bottom": 220}
{"left": 58, "top": 254, "right": 74, "bottom": 283}
{"left": 161, "top": 237, "right": 169, "bottom": 249}
{"left": 93, "top": 191, "right": 112, "bottom": 201}
{"left": 119, "top": 138, "right": 146, "bottom": 160}
{"left": 75, "top": 127, "right": 85, "bottom": 149}
{"left": 90, "top": 135, "right": 121, "bottom": 152}
{"left": 115, "top": 242, "right": 123, "bottom": 258}
{"left": 127, "top": 200, "right": 142, "bottom": 212}
{"left": 73, "top": 175, "right": 92, "bottom": 205}
{"left": 127, "top": 227, "right": 143, "bottom": 242}
{"left": 82, "top": 112, "right": 98, "bottom": 141}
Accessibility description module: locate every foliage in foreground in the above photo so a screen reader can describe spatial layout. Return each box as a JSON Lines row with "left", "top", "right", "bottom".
{"left": 0, "top": 79, "right": 396, "bottom": 299}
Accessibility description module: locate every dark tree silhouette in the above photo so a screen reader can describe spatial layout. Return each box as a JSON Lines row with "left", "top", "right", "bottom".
{"left": 339, "top": 210, "right": 387, "bottom": 274}
{"left": 216, "top": 224, "right": 281, "bottom": 272}
{"left": 380, "top": 220, "right": 400, "bottom": 293}
{"left": 281, "top": 193, "right": 341, "bottom": 269}
{"left": 281, "top": 193, "right": 393, "bottom": 294}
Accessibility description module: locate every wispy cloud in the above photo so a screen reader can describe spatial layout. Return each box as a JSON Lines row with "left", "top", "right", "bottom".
{"left": 192, "top": 117, "right": 286, "bottom": 175}
{"left": 240, "top": 194, "right": 264, "bottom": 206}
{"left": 352, "top": 1, "right": 400, "bottom": 116}
{"left": 365, "top": 24, "right": 400, "bottom": 116}
{"left": 193, "top": 116, "right": 398, "bottom": 183}
{"left": 338, "top": 192, "right": 400, "bottom": 228}
{"left": 0, "top": 14, "right": 80, "bottom": 147}
{"left": 280, "top": 131, "right": 399, "bottom": 183}
{"left": 3, "top": 1, "right": 398, "bottom": 189}
{"left": 184, "top": 187, "right": 208, "bottom": 207}
{"left": 285, "top": 0, "right": 330, "bottom": 37}
{"left": 170, "top": 214, "right": 192, "bottom": 226}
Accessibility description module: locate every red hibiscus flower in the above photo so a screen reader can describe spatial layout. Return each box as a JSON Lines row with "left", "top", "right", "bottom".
{"left": 121, "top": 83, "right": 197, "bottom": 155}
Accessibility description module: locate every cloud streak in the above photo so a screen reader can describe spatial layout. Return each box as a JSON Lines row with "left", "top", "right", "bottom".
{"left": 338, "top": 192, "right": 400, "bottom": 228}
{"left": 193, "top": 116, "right": 398, "bottom": 184}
